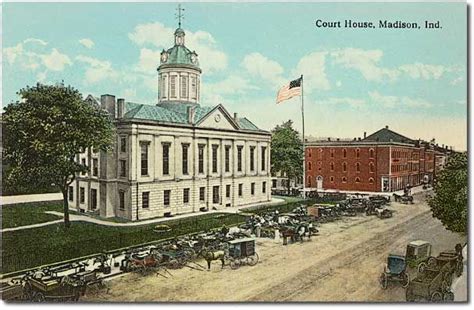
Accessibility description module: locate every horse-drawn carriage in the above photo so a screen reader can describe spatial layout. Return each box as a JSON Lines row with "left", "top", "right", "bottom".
{"left": 227, "top": 238, "right": 259, "bottom": 270}
{"left": 366, "top": 202, "right": 393, "bottom": 219}
{"left": 379, "top": 254, "right": 410, "bottom": 289}
{"left": 23, "top": 273, "right": 86, "bottom": 302}
{"left": 393, "top": 193, "right": 414, "bottom": 204}
{"left": 405, "top": 268, "right": 455, "bottom": 302}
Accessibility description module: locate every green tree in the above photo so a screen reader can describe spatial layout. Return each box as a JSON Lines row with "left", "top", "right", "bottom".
{"left": 270, "top": 120, "right": 303, "bottom": 195}
{"left": 428, "top": 152, "right": 467, "bottom": 234}
{"left": 3, "top": 83, "right": 115, "bottom": 228}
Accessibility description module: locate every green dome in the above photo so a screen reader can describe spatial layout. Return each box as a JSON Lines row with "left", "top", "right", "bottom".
{"left": 158, "top": 28, "right": 200, "bottom": 70}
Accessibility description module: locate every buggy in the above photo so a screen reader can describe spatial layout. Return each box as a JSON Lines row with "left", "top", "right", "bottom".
{"left": 227, "top": 238, "right": 259, "bottom": 270}
{"left": 379, "top": 254, "right": 410, "bottom": 289}
{"left": 23, "top": 274, "right": 85, "bottom": 302}
{"left": 405, "top": 240, "right": 432, "bottom": 272}
{"left": 393, "top": 193, "right": 414, "bottom": 204}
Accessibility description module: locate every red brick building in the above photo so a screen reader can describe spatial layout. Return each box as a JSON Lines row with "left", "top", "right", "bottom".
{"left": 305, "top": 126, "right": 449, "bottom": 193}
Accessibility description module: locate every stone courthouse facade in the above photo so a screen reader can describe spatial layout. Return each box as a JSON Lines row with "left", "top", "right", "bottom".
{"left": 68, "top": 27, "right": 271, "bottom": 220}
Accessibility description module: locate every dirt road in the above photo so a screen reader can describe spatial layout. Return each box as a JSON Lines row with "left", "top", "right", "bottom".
{"left": 84, "top": 193, "right": 466, "bottom": 302}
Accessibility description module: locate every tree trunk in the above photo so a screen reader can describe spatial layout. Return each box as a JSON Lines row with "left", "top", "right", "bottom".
{"left": 62, "top": 189, "right": 71, "bottom": 228}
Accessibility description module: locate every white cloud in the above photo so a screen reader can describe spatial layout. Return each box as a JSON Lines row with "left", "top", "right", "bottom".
{"left": 79, "top": 38, "right": 95, "bottom": 49}
{"left": 450, "top": 76, "right": 464, "bottom": 85}
{"left": 128, "top": 22, "right": 227, "bottom": 74}
{"left": 23, "top": 38, "right": 48, "bottom": 46}
{"left": 398, "top": 63, "right": 445, "bottom": 79}
{"left": 41, "top": 48, "right": 72, "bottom": 71}
{"left": 368, "top": 91, "right": 432, "bottom": 108}
{"left": 76, "top": 55, "right": 118, "bottom": 83}
{"left": 136, "top": 48, "right": 161, "bottom": 73}
{"left": 331, "top": 48, "right": 399, "bottom": 82}
{"left": 203, "top": 76, "right": 258, "bottom": 97}
{"left": 4, "top": 43, "right": 23, "bottom": 64}
{"left": 241, "top": 52, "right": 285, "bottom": 88}
{"left": 293, "top": 51, "right": 331, "bottom": 92}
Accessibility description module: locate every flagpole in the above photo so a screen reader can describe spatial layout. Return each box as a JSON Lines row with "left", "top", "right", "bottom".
{"left": 301, "top": 74, "right": 306, "bottom": 200}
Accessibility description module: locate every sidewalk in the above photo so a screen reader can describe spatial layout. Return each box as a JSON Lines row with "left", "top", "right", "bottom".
{"left": 1, "top": 197, "right": 285, "bottom": 232}
{"left": 0, "top": 192, "right": 63, "bottom": 205}
{"left": 306, "top": 184, "right": 431, "bottom": 197}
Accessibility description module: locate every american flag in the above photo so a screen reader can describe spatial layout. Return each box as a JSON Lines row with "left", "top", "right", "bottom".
{"left": 276, "top": 77, "right": 302, "bottom": 104}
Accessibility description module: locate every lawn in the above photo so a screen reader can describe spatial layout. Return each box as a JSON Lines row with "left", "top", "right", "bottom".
{"left": 1, "top": 202, "right": 64, "bottom": 229}
{"left": 1, "top": 212, "right": 247, "bottom": 274}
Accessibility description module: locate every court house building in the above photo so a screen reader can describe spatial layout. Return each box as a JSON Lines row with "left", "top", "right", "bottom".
{"left": 68, "top": 26, "right": 272, "bottom": 220}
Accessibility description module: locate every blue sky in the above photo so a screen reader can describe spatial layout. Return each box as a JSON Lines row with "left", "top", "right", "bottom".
{"left": 2, "top": 2, "right": 467, "bottom": 150}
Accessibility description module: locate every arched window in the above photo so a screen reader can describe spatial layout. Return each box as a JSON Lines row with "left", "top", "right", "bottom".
{"left": 330, "top": 176, "right": 334, "bottom": 182}
{"left": 343, "top": 148, "right": 347, "bottom": 158}
{"left": 318, "top": 148, "right": 323, "bottom": 159}
{"left": 369, "top": 148, "right": 375, "bottom": 158}
{"left": 356, "top": 163, "right": 360, "bottom": 172}
{"left": 342, "top": 177, "right": 347, "bottom": 183}
{"left": 369, "top": 178, "right": 374, "bottom": 184}
{"left": 355, "top": 177, "right": 361, "bottom": 183}
{"left": 308, "top": 149, "right": 312, "bottom": 158}
{"left": 369, "top": 162, "right": 375, "bottom": 173}
{"left": 308, "top": 162, "right": 312, "bottom": 171}
{"left": 330, "top": 162, "right": 334, "bottom": 171}
{"left": 330, "top": 149, "right": 334, "bottom": 158}
{"left": 356, "top": 148, "right": 360, "bottom": 158}
{"left": 343, "top": 162, "right": 347, "bottom": 172}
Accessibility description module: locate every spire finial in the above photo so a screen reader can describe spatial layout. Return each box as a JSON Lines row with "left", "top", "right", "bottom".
{"left": 176, "top": 4, "right": 185, "bottom": 28}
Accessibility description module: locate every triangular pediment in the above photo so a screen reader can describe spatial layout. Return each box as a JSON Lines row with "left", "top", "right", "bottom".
{"left": 196, "top": 105, "right": 239, "bottom": 130}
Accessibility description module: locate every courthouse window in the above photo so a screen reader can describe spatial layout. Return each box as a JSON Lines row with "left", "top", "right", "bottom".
{"left": 140, "top": 142, "right": 149, "bottom": 176}
{"left": 164, "top": 190, "right": 171, "bottom": 207}
{"left": 119, "top": 190, "right": 125, "bottom": 210}
{"left": 163, "top": 143, "right": 170, "bottom": 175}
{"left": 68, "top": 186, "right": 74, "bottom": 201}
{"left": 80, "top": 187, "right": 85, "bottom": 203}
{"left": 238, "top": 184, "right": 243, "bottom": 197}
{"left": 183, "top": 188, "right": 190, "bottom": 204}
{"left": 120, "top": 136, "right": 127, "bottom": 153}
{"left": 250, "top": 147, "right": 255, "bottom": 171}
{"left": 180, "top": 76, "right": 188, "bottom": 98}
{"left": 92, "top": 158, "right": 98, "bottom": 176}
{"left": 237, "top": 146, "right": 243, "bottom": 172}
{"left": 225, "top": 146, "right": 231, "bottom": 172}
{"left": 212, "top": 145, "right": 218, "bottom": 173}
{"left": 142, "top": 192, "right": 149, "bottom": 209}
{"left": 191, "top": 76, "right": 197, "bottom": 99}
{"left": 226, "top": 185, "right": 231, "bottom": 198}
{"left": 213, "top": 186, "right": 220, "bottom": 204}
{"left": 182, "top": 144, "right": 189, "bottom": 175}
{"left": 120, "top": 160, "right": 127, "bottom": 177}
{"left": 199, "top": 187, "right": 205, "bottom": 201}
{"left": 170, "top": 76, "right": 177, "bottom": 98}
{"left": 251, "top": 183, "right": 255, "bottom": 195}
{"left": 261, "top": 146, "right": 266, "bottom": 171}
{"left": 198, "top": 144, "right": 205, "bottom": 174}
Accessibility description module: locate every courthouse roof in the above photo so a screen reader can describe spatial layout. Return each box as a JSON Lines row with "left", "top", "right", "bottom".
{"left": 120, "top": 101, "right": 266, "bottom": 133}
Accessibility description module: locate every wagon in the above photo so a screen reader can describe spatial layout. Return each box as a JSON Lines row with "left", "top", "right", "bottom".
{"left": 405, "top": 240, "right": 432, "bottom": 272}
{"left": 24, "top": 275, "right": 84, "bottom": 302}
{"left": 227, "top": 238, "right": 259, "bottom": 270}
{"left": 379, "top": 254, "right": 410, "bottom": 289}
{"left": 405, "top": 268, "right": 454, "bottom": 302}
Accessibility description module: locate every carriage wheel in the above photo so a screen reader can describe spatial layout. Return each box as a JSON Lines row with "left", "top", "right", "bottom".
{"left": 431, "top": 291, "right": 443, "bottom": 302}
{"left": 401, "top": 272, "right": 410, "bottom": 288}
{"left": 427, "top": 257, "right": 438, "bottom": 268}
{"left": 417, "top": 262, "right": 427, "bottom": 273}
{"left": 230, "top": 259, "right": 241, "bottom": 270}
{"left": 33, "top": 292, "right": 45, "bottom": 302}
{"left": 379, "top": 273, "right": 388, "bottom": 290}
{"left": 247, "top": 253, "right": 259, "bottom": 266}
{"left": 443, "top": 291, "right": 454, "bottom": 301}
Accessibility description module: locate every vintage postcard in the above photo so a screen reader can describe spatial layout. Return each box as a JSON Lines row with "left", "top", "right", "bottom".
{"left": 0, "top": 0, "right": 468, "bottom": 303}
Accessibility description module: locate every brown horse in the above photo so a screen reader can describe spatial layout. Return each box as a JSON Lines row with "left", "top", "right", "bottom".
{"left": 199, "top": 248, "right": 225, "bottom": 270}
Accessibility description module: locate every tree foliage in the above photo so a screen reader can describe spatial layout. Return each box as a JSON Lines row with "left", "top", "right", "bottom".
{"left": 270, "top": 120, "right": 303, "bottom": 193}
{"left": 428, "top": 152, "right": 467, "bottom": 234}
{"left": 3, "top": 83, "right": 115, "bottom": 227}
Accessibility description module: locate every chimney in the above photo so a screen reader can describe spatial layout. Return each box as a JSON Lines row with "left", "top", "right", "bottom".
{"left": 336, "top": 138, "right": 340, "bottom": 141}
{"left": 353, "top": 137, "right": 356, "bottom": 141}
{"left": 327, "top": 137, "right": 331, "bottom": 141}
{"left": 385, "top": 125, "right": 389, "bottom": 129}
{"left": 358, "top": 137, "right": 361, "bottom": 141}
{"left": 363, "top": 131, "right": 367, "bottom": 139}
{"left": 117, "top": 98, "right": 125, "bottom": 118}
{"left": 100, "top": 94, "right": 116, "bottom": 118}
{"left": 187, "top": 105, "right": 196, "bottom": 124}
{"left": 233, "top": 112, "right": 238, "bottom": 121}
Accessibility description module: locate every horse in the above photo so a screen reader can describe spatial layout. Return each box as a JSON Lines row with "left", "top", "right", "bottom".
{"left": 198, "top": 247, "right": 226, "bottom": 270}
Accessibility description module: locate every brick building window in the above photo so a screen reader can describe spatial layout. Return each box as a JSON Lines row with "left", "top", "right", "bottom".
{"left": 164, "top": 190, "right": 171, "bottom": 207}
{"left": 369, "top": 178, "right": 374, "bottom": 184}
{"left": 330, "top": 162, "right": 334, "bottom": 171}
{"left": 343, "top": 162, "right": 347, "bottom": 172}
{"left": 183, "top": 188, "right": 190, "bottom": 204}
{"left": 318, "top": 148, "right": 323, "bottom": 159}
{"left": 343, "top": 148, "right": 347, "bottom": 158}
{"left": 356, "top": 163, "right": 360, "bottom": 172}
{"left": 356, "top": 148, "right": 360, "bottom": 158}
{"left": 199, "top": 187, "right": 205, "bottom": 201}
{"left": 308, "top": 162, "right": 312, "bottom": 171}
{"left": 330, "top": 149, "right": 334, "bottom": 158}
{"left": 318, "top": 162, "right": 322, "bottom": 172}
{"left": 369, "top": 148, "right": 374, "bottom": 158}
{"left": 342, "top": 177, "right": 347, "bottom": 183}
{"left": 369, "top": 162, "right": 375, "bottom": 173}
{"left": 308, "top": 149, "right": 312, "bottom": 158}
{"left": 330, "top": 176, "right": 334, "bottom": 183}
{"left": 307, "top": 176, "right": 312, "bottom": 187}
{"left": 355, "top": 177, "right": 361, "bottom": 183}
{"left": 198, "top": 144, "right": 205, "bottom": 174}
{"left": 142, "top": 192, "right": 150, "bottom": 209}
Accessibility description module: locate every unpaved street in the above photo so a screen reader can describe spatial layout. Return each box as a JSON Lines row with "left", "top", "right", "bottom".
{"left": 84, "top": 193, "right": 466, "bottom": 302}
